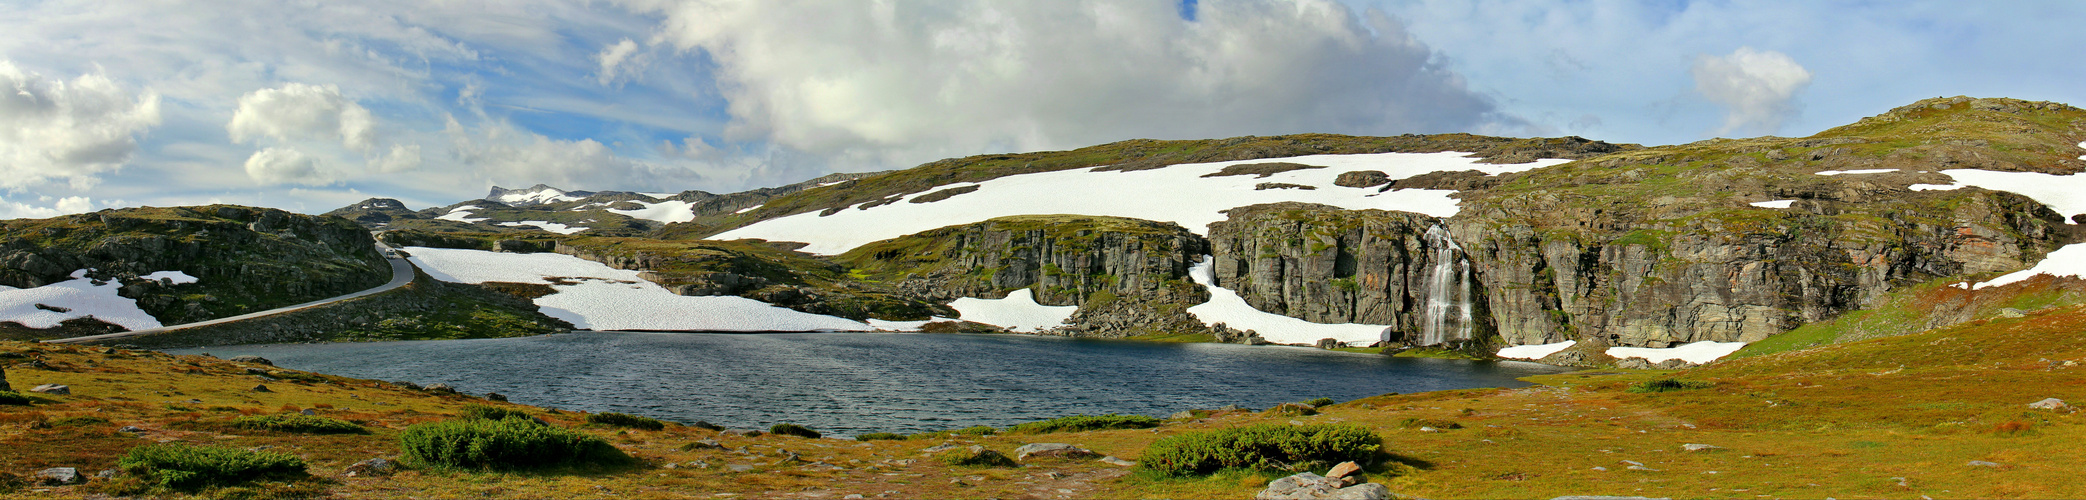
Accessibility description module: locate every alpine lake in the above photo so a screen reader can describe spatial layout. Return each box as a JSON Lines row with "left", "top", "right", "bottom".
{"left": 172, "top": 331, "right": 1566, "bottom": 436}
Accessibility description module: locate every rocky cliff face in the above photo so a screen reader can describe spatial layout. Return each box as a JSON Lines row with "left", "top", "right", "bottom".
{"left": 1206, "top": 203, "right": 1488, "bottom": 348}
{"left": 838, "top": 215, "right": 1212, "bottom": 337}
{"left": 0, "top": 205, "right": 389, "bottom": 326}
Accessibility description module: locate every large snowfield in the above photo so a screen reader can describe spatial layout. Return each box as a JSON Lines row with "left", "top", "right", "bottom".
{"left": 0, "top": 270, "right": 196, "bottom": 330}
{"left": 712, "top": 152, "right": 1570, "bottom": 255}
{"left": 1494, "top": 340, "right": 1747, "bottom": 364}
{"left": 947, "top": 289, "right": 1076, "bottom": 333}
{"left": 403, "top": 247, "right": 868, "bottom": 331}
{"left": 1184, "top": 258, "right": 1391, "bottom": 345}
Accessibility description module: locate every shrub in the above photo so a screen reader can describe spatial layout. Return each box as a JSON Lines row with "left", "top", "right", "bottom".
{"left": 688, "top": 420, "right": 725, "bottom": 431}
{"left": 117, "top": 444, "right": 306, "bottom": 491}
{"left": 460, "top": 404, "right": 533, "bottom": 422}
{"left": 1263, "top": 403, "right": 1319, "bottom": 417}
{"left": 906, "top": 425, "right": 998, "bottom": 440}
{"left": 936, "top": 446, "right": 1018, "bottom": 467}
{"left": 1626, "top": 378, "right": 1715, "bottom": 393}
{"left": 1394, "top": 418, "right": 1463, "bottom": 430}
{"left": 399, "top": 418, "right": 629, "bottom": 470}
{"left": 1008, "top": 414, "right": 1160, "bottom": 434}
{"left": 0, "top": 391, "right": 29, "bottom": 405}
{"left": 769, "top": 423, "right": 821, "bottom": 439}
{"left": 586, "top": 412, "right": 666, "bottom": 431}
{"left": 854, "top": 433, "right": 904, "bottom": 441}
{"left": 1302, "top": 397, "right": 1337, "bottom": 408}
{"left": 48, "top": 415, "right": 110, "bottom": 427}
{"left": 230, "top": 414, "right": 366, "bottom": 434}
{"left": 1139, "top": 423, "right": 1382, "bottom": 476}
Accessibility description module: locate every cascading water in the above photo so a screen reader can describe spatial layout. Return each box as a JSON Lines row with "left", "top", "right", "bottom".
{"left": 1420, "top": 226, "right": 1474, "bottom": 346}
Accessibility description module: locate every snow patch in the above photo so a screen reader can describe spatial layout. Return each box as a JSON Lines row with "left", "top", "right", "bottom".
{"left": 1932, "top": 169, "right": 2086, "bottom": 219}
{"left": 1607, "top": 341, "right": 1748, "bottom": 364}
{"left": 1815, "top": 169, "right": 1899, "bottom": 176}
{"left": 865, "top": 317, "right": 958, "bottom": 331}
{"left": 1496, "top": 341, "right": 1575, "bottom": 360}
{"left": 714, "top": 152, "right": 1571, "bottom": 255}
{"left": 403, "top": 247, "right": 867, "bottom": 331}
{"left": 1749, "top": 200, "right": 1795, "bottom": 209}
{"left": 1968, "top": 242, "right": 2086, "bottom": 290}
{"left": 497, "top": 220, "right": 588, "bottom": 235}
{"left": 1184, "top": 257, "right": 1392, "bottom": 345}
{"left": 948, "top": 289, "right": 1075, "bottom": 333}
{"left": 607, "top": 200, "right": 697, "bottom": 224}
{"left": 1494, "top": 340, "right": 1745, "bottom": 364}
{"left": 437, "top": 205, "right": 489, "bottom": 223}
{"left": 497, "top": 188, "right": 581, "bottom": 205}
{"left": 733, "top": 204, "right": 763, "bottom": 214}
{"left": 0, "top": 269, "right": 184, "bottom": 330}
{"left": 1908, "top": 184, "right": 1963, "bottom": 191}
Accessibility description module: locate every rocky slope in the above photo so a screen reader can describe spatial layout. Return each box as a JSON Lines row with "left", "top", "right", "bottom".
{"left": 0, "top": 206, "right": 389, "bottom": 330}
{"left": 836, "top": 215, "right": 1211, "bottom": 337}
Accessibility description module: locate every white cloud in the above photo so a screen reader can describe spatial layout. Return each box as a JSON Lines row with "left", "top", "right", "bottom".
{"left": 0, "top": 195, "right": 96, "bottom": 220}
{"left": 632, "top": 0, "right": 1505, "bottom": 167}
{"left": 243, "top": 147, "right": 335, "bottom": 185}
{"left": 445, "top": 117, "right": 701, "bottom": 191}
{"left": 1692, "top": 47, "right": 1812, "bottom": 136}
{"left": 227, "top": 83, "right": 378, "bottom": 152}
{"left": 0, "top": 60, "right": 162, "bottom": 191}
{"left": 595, "top": 38, "right": 647, "bottom": 86}
{"left": 372, "top": 144, "right": 422, "bottom": 173}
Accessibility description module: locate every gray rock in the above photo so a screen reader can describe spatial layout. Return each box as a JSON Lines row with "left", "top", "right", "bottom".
{"left": 1997, "top": 308, "right": 2026, "bottom": 318}
{"left": 34, "top": 467, "right": 80, "bottom": 485}
{"left": 29, "top": 383, "right": 69, "bottom": 395}
{"left": 1315, "top": 338, "right": 1341, "bottom": 349}
{"left": 228, "top": 355, "right": 274, "bottom": 366}
{"left": 682, "top": 439, "right": 724, "bottom": 450}
{"left": 1653, "top": 359, "right": 1697, "bottom": 369}
{"left": 1099, "top": 456, "right": 1137, "bottom": 467}
{"left": 1681, "top": 444, "right": 1722, "bottom": 452}
{"left": 343, "top": 458, "right": 396, "bottom": 477}
{"left": 2028, "top": 398, "right": 2070, "bottom": 411}
{"left": 119, "top": 426, "right": 145, "bottom": 433}
{"left": 301, "top": 408, "right": 316, "bottom": 416}
{"left": 1967, "top": 460, "right": 2002, "bottom": 467}
{"left": 1014, "top": 443, "right": 1097, "bottom": 461}
{"left": 94, "top": 469, "right": 117, "bottom": 479}
{"left": 1255, "top": 472, "right": 1392, "bottom": 500}
{"left": 485, "top": 392, "right": 508, "bottom": 402}
{"left": 425, "top": 383, "right": 457, "bottom": 393}
{"left": 1334, "top": 170, "right": 1392, "bottom": 188}
{"left": 721, "top": 428, "right": 764, "bottom": 437}
{"left": 251, "top": 384, "right": 272, "bottom": 393}
{"left": 1615, "top": 357, "right": 1655, "bottom": 370}
{"left": 1326, "top": 461, "right": 1363, "bottom": 480}
{"left": 1169, "top": 410, "right": 1196, "bottom": 420}
{"left": 920, "top": 444, "right": 957, "bottom": 453}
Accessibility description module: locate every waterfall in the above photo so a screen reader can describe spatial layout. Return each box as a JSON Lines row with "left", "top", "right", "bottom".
{"left": 1420, "top": 226, "right": 1473, "bottom": 346}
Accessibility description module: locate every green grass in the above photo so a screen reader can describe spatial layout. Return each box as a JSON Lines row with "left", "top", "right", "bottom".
{"left": 769, "top": 423, "right": 822, "bottom": 439}
{"left": 585, "top": 412, "right": 667, "bottom": 431}
{"left": 1138, "top": 423, "right": 1382, "bottom": 476}
{"left": 1624, "top": 378, "right": 1715, "bottom": 393}
{"left": 116, "top": 443, "right": 307, "bottom": 492}
{"left": 398, "top": 417, "right": 630, "bottom": 470}
{"left": 229, "top": 414, "right": 367, "bottom": 434}
{"left": 853, "top": 432, "right": 904, "bottom": 441}
{"left": 1007, "top": 414, "right": 1161, "bottom": 434}
{"left": 459, "top": 404, "right": 533, "bottom": 421}
{"left": 0, "top": 390, "right": 29, "bottom": 405}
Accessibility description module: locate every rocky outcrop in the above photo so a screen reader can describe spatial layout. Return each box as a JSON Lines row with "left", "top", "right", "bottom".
{"left": 838, "top": 215, "right": 1212, "bottom": 337}
{"left": 1206, "top": 203, "right": 1487, "bottom": 348}
{"left": 0, "top": 205, "right": 389, "bottom": 326}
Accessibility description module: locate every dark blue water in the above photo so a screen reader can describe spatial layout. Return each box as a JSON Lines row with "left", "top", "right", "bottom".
{"left": 172, "top": 332, "right": 1563, "bottom": 436}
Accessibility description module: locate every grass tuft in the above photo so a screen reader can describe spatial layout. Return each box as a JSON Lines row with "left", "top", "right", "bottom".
{"left": 229, "top": 414, "right": 367, "bottom": 434}
{"left": 585, "top": 412, "right": 667, "bottom": 431}
{"left": 1008, "top": 414, "right": 1160, "bottom": 434}
{"left": 1626, "top": 378, "right": 1715, "bottom": 393}
{"left": 399, "top": 417, "right": 630, "bottom": 470}
{"left": 769, "top": 423, "right": 822, "bottom": 439}
{"left": 116, "top": 443, "right": 307, "bottom": 492}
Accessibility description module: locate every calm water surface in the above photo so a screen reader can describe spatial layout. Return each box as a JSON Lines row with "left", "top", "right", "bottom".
{"left": 173, "top": 332, "right": 1564, "bottom": 436}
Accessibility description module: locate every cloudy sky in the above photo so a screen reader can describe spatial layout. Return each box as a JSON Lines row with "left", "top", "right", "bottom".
{"left": 2, "top": 0, "right": 2081, "bottom": 217}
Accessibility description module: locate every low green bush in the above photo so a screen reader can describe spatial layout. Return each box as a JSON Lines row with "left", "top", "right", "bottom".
{"left": 230, "top": 414, "right": 366, "bottom": 434}
{"left": 459, "top": 404, "right": 533, "bottom": 421}
{"left": 1139, "top": 423, "right": 1382, "bottom": 476}
{"left": 769, "top": 423, "right": 821, "bottom": 439}
{"left": 48, "top": 415, "right": 110, "bottom": 427}
{"left": 117, "top": 444, "right": 306, "bottom": 492}
{"left": 1301, "top": 397, "right": 1337, "bottom": 408}
{"left": 906, "top": 425, "right": 997, "bottom": 440}
{"left": 586, "top": 412, "right": 666, "bottom": 431}
{"left": 1626, "top": 378, "right": 1714, "bottom": 393}
{"left": 1393, "top": 418, "right": 1463, "bottom": 430}
{"left": 0, "top": 391, "right": 29, "bottom": 405}
{"left": 854, "top": 432, "right": 904, "bottom": 441}
{"left": 1008, "top": 414, "right": 1160, "bottom": 434}
{"left": 399, "top": 418, "right": 629, "bottom": 470}
{"left": 936, "top": 447, "right": 1018, "bottom": 467}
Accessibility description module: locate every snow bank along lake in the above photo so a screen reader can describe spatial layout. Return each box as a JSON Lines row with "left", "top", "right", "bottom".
{"left": 174, "top": 332, "right": 1565, "bottom": 436}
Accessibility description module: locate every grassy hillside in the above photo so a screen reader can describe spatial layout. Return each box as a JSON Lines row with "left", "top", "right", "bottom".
{"left": 6, "top": 293, "right": 2084, "bottom": 498}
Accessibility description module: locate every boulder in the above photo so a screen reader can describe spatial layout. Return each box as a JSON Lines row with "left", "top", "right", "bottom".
{"left": 33, "top": 467, "right": 79, "bottom": 486}
{"left": 936, "top": 445, "right": 1017, "bottom": 467}
{"left": 1014, "top": 443, "right": 1097, "bottom": 461}
{"left": 29, "top": 384, "right": 69, "bottom": 396}
{"left": 425, "top": 383, "right": 458, "bottom": 394}
{"left": 251, "top": 384, "right": 272, "bottom": 393}
{"left": 2028, "top": 398, "right": 2070, "bottom": 411}
{"left": 343, "top": 458, "right": 396, "bottom": 477}
{"left": 228, "top": 355, "right": 274, "bottom": 366}
{"left": 1681, "top": 444, "right": 1722, "bottom": 452}
{"left": 485, "top": 392, "right": 508, "bottom": 402}
{"left": 1315, "top": 338, "right": 1341, "bottom": 349}
{"left": 1326, "top": 461, "right": 1364, "bottom": 481}
{"left": 118, "top": 426, "right": 145, "bottom": 433}
{"left": 1653, "top": 359, "right": 1698, "bottom": 369}
{"left": 1099, "top": 456, "right": 1137, "bottom": 467}
{"left": 1615, "top": 357, "right": 1655, "bottom": 370}
{"left": 1255, "top": 472, "right": 1393, "bottom": 500}
{"left": 0, "top": 364, "right": 10, "bottom": 391}
{"left": 1333, "top": 170, "right": 1392, "bottom": 188}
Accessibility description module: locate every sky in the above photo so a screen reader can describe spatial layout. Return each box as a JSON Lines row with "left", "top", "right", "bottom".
{"left": 1, "top": 0, "right": 2082, "bottom": 217}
